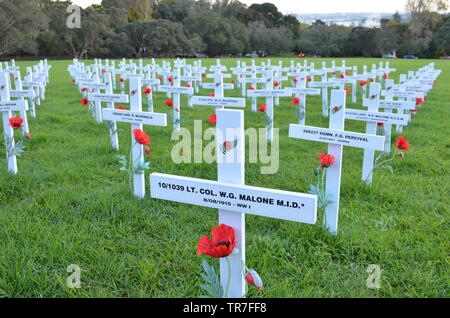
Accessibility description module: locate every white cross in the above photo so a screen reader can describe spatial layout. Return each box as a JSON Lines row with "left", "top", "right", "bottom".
{"left": 102, "top": 78, "right": 167, "bottom": 198}
{"left": 289, "top": 89, "right": 385, "bottom": 234}
{"left": 0, "top": 72, "right": 28, "bottom": 174}
{"left": 150, "top": 108, "right": 317, "bottom": 297}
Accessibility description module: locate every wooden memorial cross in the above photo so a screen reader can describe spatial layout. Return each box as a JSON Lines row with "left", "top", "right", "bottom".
{"left": 22, "top": 67, "right": 42, "bottom": 109}
{"left": 289, "top": 74, "right": 321, "bottom": 125}
{"left": 90, "top": 72, "right": 129, "bottom": 150}
{"left": 0, "top": 72, "right": 28, "bottom": 174}
{"left": 158, "top": 67, "right": 193, "bottom": 131}
{"left": 10, "top": 70, "right": 32, "bottom": 135}
{"left": 308, "top": 79, "right": 340, "bottom": 118}
{"left": 247, "top": 70, "right": 291, "bottom": 142}
{"left": 150, "top": 108, "right": 317, "bottom": 297}
{"left": 289, "top": 90, "right": 385, "bottom": 234}
{"left": 347, "top": 82, "right": 409, "bottom": 159}
{"left": 102, "top": 77, "right": 167, "bottom": 198}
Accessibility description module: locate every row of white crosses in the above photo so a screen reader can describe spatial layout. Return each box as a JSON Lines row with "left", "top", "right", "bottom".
{"left": 0, "top": 59, "right": 51, "bottom": 173}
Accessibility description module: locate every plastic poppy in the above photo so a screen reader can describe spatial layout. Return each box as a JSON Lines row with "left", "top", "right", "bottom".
{"left": 258, "top": 104, "right": 267, "bottom": 112}
{"left": 291, "top": 97, "right": 300, "bottom": 105}
{"left": 143, "top": 88, "right": 151, "bottom": 94}
{"left": 274, "top": 81, "right": 280, "bottom": 87}
{"left": 247, "top": 86, "right": 255, "bottom": 90}
{"left": 416, "top": 97, "right": 423, "bottom": 105}
{"left": 117, "top": 105, "right": 127, "bottom": 110}
{"left": 208, "top": 114, "right": 217, "bottom": 125}
{"left": 209, "top": 93, "right": 215, "bottom": 97}
{"left": 245, "top": 269, "right": 264, "bottom": 290}
{"left": 81, "top": 98, "right": 89, "bottom": 106}
{"left": 165, "top": 99, "right": 173, "bottom": 107}
{"left": 345, "top": 88, "right": 350, "bottom": 95}
{"left": 395, "top": 136, "right": 409, "bottom": 151}
{"left": 377, "top": 122, "right": 384, "bottom": 126}
{"left": 9, "top": 117, "right": 23, "bottom": 129}
{"left": 145, "top": 147, "right": 151, "bottom": 157}
{"left": 133, "top": 129, "right": 150, "bottom": 146}
{"left": 119, "top": 78, "right": 124, "bottom": 83}
{"left": 185, "top": 84, "right": 191, "bottom": 88}
{"left": 319, "top": 153, "right": 335, "bottom": 168}
{"left": 197, "top": 224, "right": 236, "bottom": 258}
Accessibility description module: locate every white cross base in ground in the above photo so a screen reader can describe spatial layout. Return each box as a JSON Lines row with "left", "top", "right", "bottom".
{"left": 0, "top": 72, "right": 28, "bottom": 174}
{"left": 102, "top": 77, "right": 167, "bottom": 198}
{"left": 150, "top": 108, "right": 317, "bottom": 298}
{"left": 289, "top": 90, "right": 385, "bottom": 235}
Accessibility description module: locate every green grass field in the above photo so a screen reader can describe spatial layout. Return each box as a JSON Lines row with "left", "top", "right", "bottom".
{"left": 0, "top": 58, "right": 448, "bottom": 298}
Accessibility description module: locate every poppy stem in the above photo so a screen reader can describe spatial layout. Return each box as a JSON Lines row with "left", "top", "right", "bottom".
{"left": 225, "top": 257, "right": 232, "bottom": 298}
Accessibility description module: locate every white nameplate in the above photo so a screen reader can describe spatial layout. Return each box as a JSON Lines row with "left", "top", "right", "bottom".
{"left": 158, "top": 85, "right": 193, "bottom": 94}
{"left": 10, "top": 90, "right": 33, "bottom": 98}
{"left": 102, "top": 109, "right": 167, "bottom": 126}
{"left": 247, "top": 89, "right": 292, "bottom": 97}
{"left": 80, "top": 83, "right": 107, "bottom": 90}
{"left": 22, "top": 81, "right": 42, "bottom": 87}
{"left": 180, "top": 76, "right": 201, "bottom": 82}
{"left": 89, "top": 93, "right": 129, "bottom": 103}
{"left": 368, "top": 100, "right": 416, "bottom": 110}
{"left": 289, "top": 124, "right": 385, "bottom": 151}
{"left": 240, "top": 78, "right": 268, "bottom": 83}
{"left": 142, "top": 79, "right": 161, "bottom": 85}
{"left": 191, "top": 96, "right": 246, "bottom": 108}
{"left": 309, "top": 82, "right": 340, "bottom": 88}
{"left": 202, "top": 83, "right": 234, "bottom": 90}
{"left": 345, "top": 109, "right": 409, "bottom": 125}
{"left": 0, "top": 100, "right": 28, "bottom": 111}
{"left": 290, "top": 88, "right": 321, "bottom": 95}
{"left": 150, "top": 173, "right": 317, "bottom": 224}
{"left": 206, "top": 74, "right": 232, "bottom": 79}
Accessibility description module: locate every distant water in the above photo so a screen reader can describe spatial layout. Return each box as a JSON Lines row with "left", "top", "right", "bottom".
{"left": 291, "top": 12, "right": 409, "bottom": 27}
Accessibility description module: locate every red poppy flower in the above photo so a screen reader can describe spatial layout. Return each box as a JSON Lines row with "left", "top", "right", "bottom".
{"left": 345, "top": 71, "right": 349, "bottom": 75}
{"left": 411, "top": 109, "right": 417, "bottom": 112}
{"left": 247, "top": 86, "right": 255, "bottom": 90}
{"left": 307, "top": 77, "right": 312, "bottom": 82}
{"left": 197, "top": 224, "right": 236, "bottom": 258}
{"left": 209, "top": 93, "right": 215, "bottom": 97}
{"left": 133, "top": 129, "right": 150, "bottom": 146}
{"left": 185, "top": 84, "right": 191, "bottom": 88}
{"left": 165, "top": 99, "right": 173, "bottom": 107}
{"left": 332, "top": 72, "right": 337, "bottom": 75}
{"left": 101, "top": 69, "right": 107, "bottom": 73}
{"left": 292, "top": 78, "right": 298, "bottom": 83}
{"left": 81, "top": 98, "right": 89, "bottom": 106}
{"left": 72, "top": 79, "right": 76, "bottom": 83}
{"left": 175, "top": 108, "right": 180, "bottom": 112}
{"left": 208, "top": 114, "right": 217, "bottom": 125}
{"left": 377, "top": 122, "right": 384, "bottom": 126}
{"left": 398, "top": 152, "right": 405, "bottom": 159}
{"left": 382, "top": 73, "right": 388, "bottom": 79}
{"left": 345, "top": 88, "right": 350, "bottom": 95}
{"left": 143, "top": 88, "right": 151, "bottom": 94}
{"left": 231, "top": 79, "right": 236, "bottom": 84}
{"left": 395, "top": 136, "right": 409, "bottom": 151}
{"left": 239, "top": 74, "right": 243, "bottom": 78}
{"left": 223, "top": 141, "right": 233, "bottom": 150}
{"left": 9, "top": 117, "right": 23, "bottom": 129}
{"left": 370, "top": 78, "right": 375, "bottom": 82}
{"left": 167, "top": 76, "right": 173, "bottom": 83}
{"left": 117, "top": 105, "right": 127, "bottom": 110}
{"left": 274, "top": 81, "right": 280, "bottom": 87}
{"left": 292, "top": 97, "right": 300, "bottom": 105}
{"left": 416, "top": 97, "right": 423, "bottom": 105}
{"left": 319, "top": 153, "right": 335, "bottom": 168}
{"left": 145, "top": 147, "right": 151, "bottom": 157}
{"left": 333, "top": 106, "right": 340, "bottom": 112}
{"left": 81, "top": 88, "right": 87, "bottom": 92}
{"left": 157, "top": 76, "right": 163, "bottom": 81}
{"left": 119, "top": 78, "right": 124, "bottom": 83}
{"left": 258, "top": 104, "right": 267, "bottom": 112}
{"left": 25, "top": 132, "right": 32, "bottom": 140}
{"left": 340, "top": 74, "right": 345, "bottom": 79}
{"left": 245, "top": 269, "right": 264, "bottom": 290}
{"left": 360, "top": 81, "right": 367, "bottom": 86}
{"left": 201, "top": 73, "right": 206, "bottom": 78}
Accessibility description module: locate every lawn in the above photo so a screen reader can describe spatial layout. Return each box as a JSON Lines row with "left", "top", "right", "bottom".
{"left": 0, "top": 57, "right": 448, "bottom": 298}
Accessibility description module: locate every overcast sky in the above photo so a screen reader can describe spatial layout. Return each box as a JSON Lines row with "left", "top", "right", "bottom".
{"left": 72, "top": 0, "right": 409, "bottom": 14}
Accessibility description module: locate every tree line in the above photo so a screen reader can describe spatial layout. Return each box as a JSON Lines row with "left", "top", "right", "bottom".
{"left": 1, "top": 0, "right": 449, "bottom": 59}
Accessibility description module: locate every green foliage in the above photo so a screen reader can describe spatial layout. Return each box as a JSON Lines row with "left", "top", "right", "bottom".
{"left": 199, "top": 260, "right": 224, "bottom": 298}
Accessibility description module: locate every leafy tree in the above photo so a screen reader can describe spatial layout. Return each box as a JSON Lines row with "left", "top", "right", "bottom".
{"left": 433, "top": 16, "right": 450, "bottom": 55}
{"left": 298, "top": 24, "right": 350, "bottom": 57}
{"left": 248, "top": 3, "right": 283, "bottom": 27}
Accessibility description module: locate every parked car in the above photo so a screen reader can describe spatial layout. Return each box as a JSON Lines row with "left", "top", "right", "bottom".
{"left": 245, "top": 52, "right": 259, "bottom": 58}
{"left": 404, "top": 55, "right": 418, "bottom": 59}
{"left": 382, "top": 53, "right": 397, "bottom": 59}
{"left": 439, "top": 56, "right": 450, "bottom": 60}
